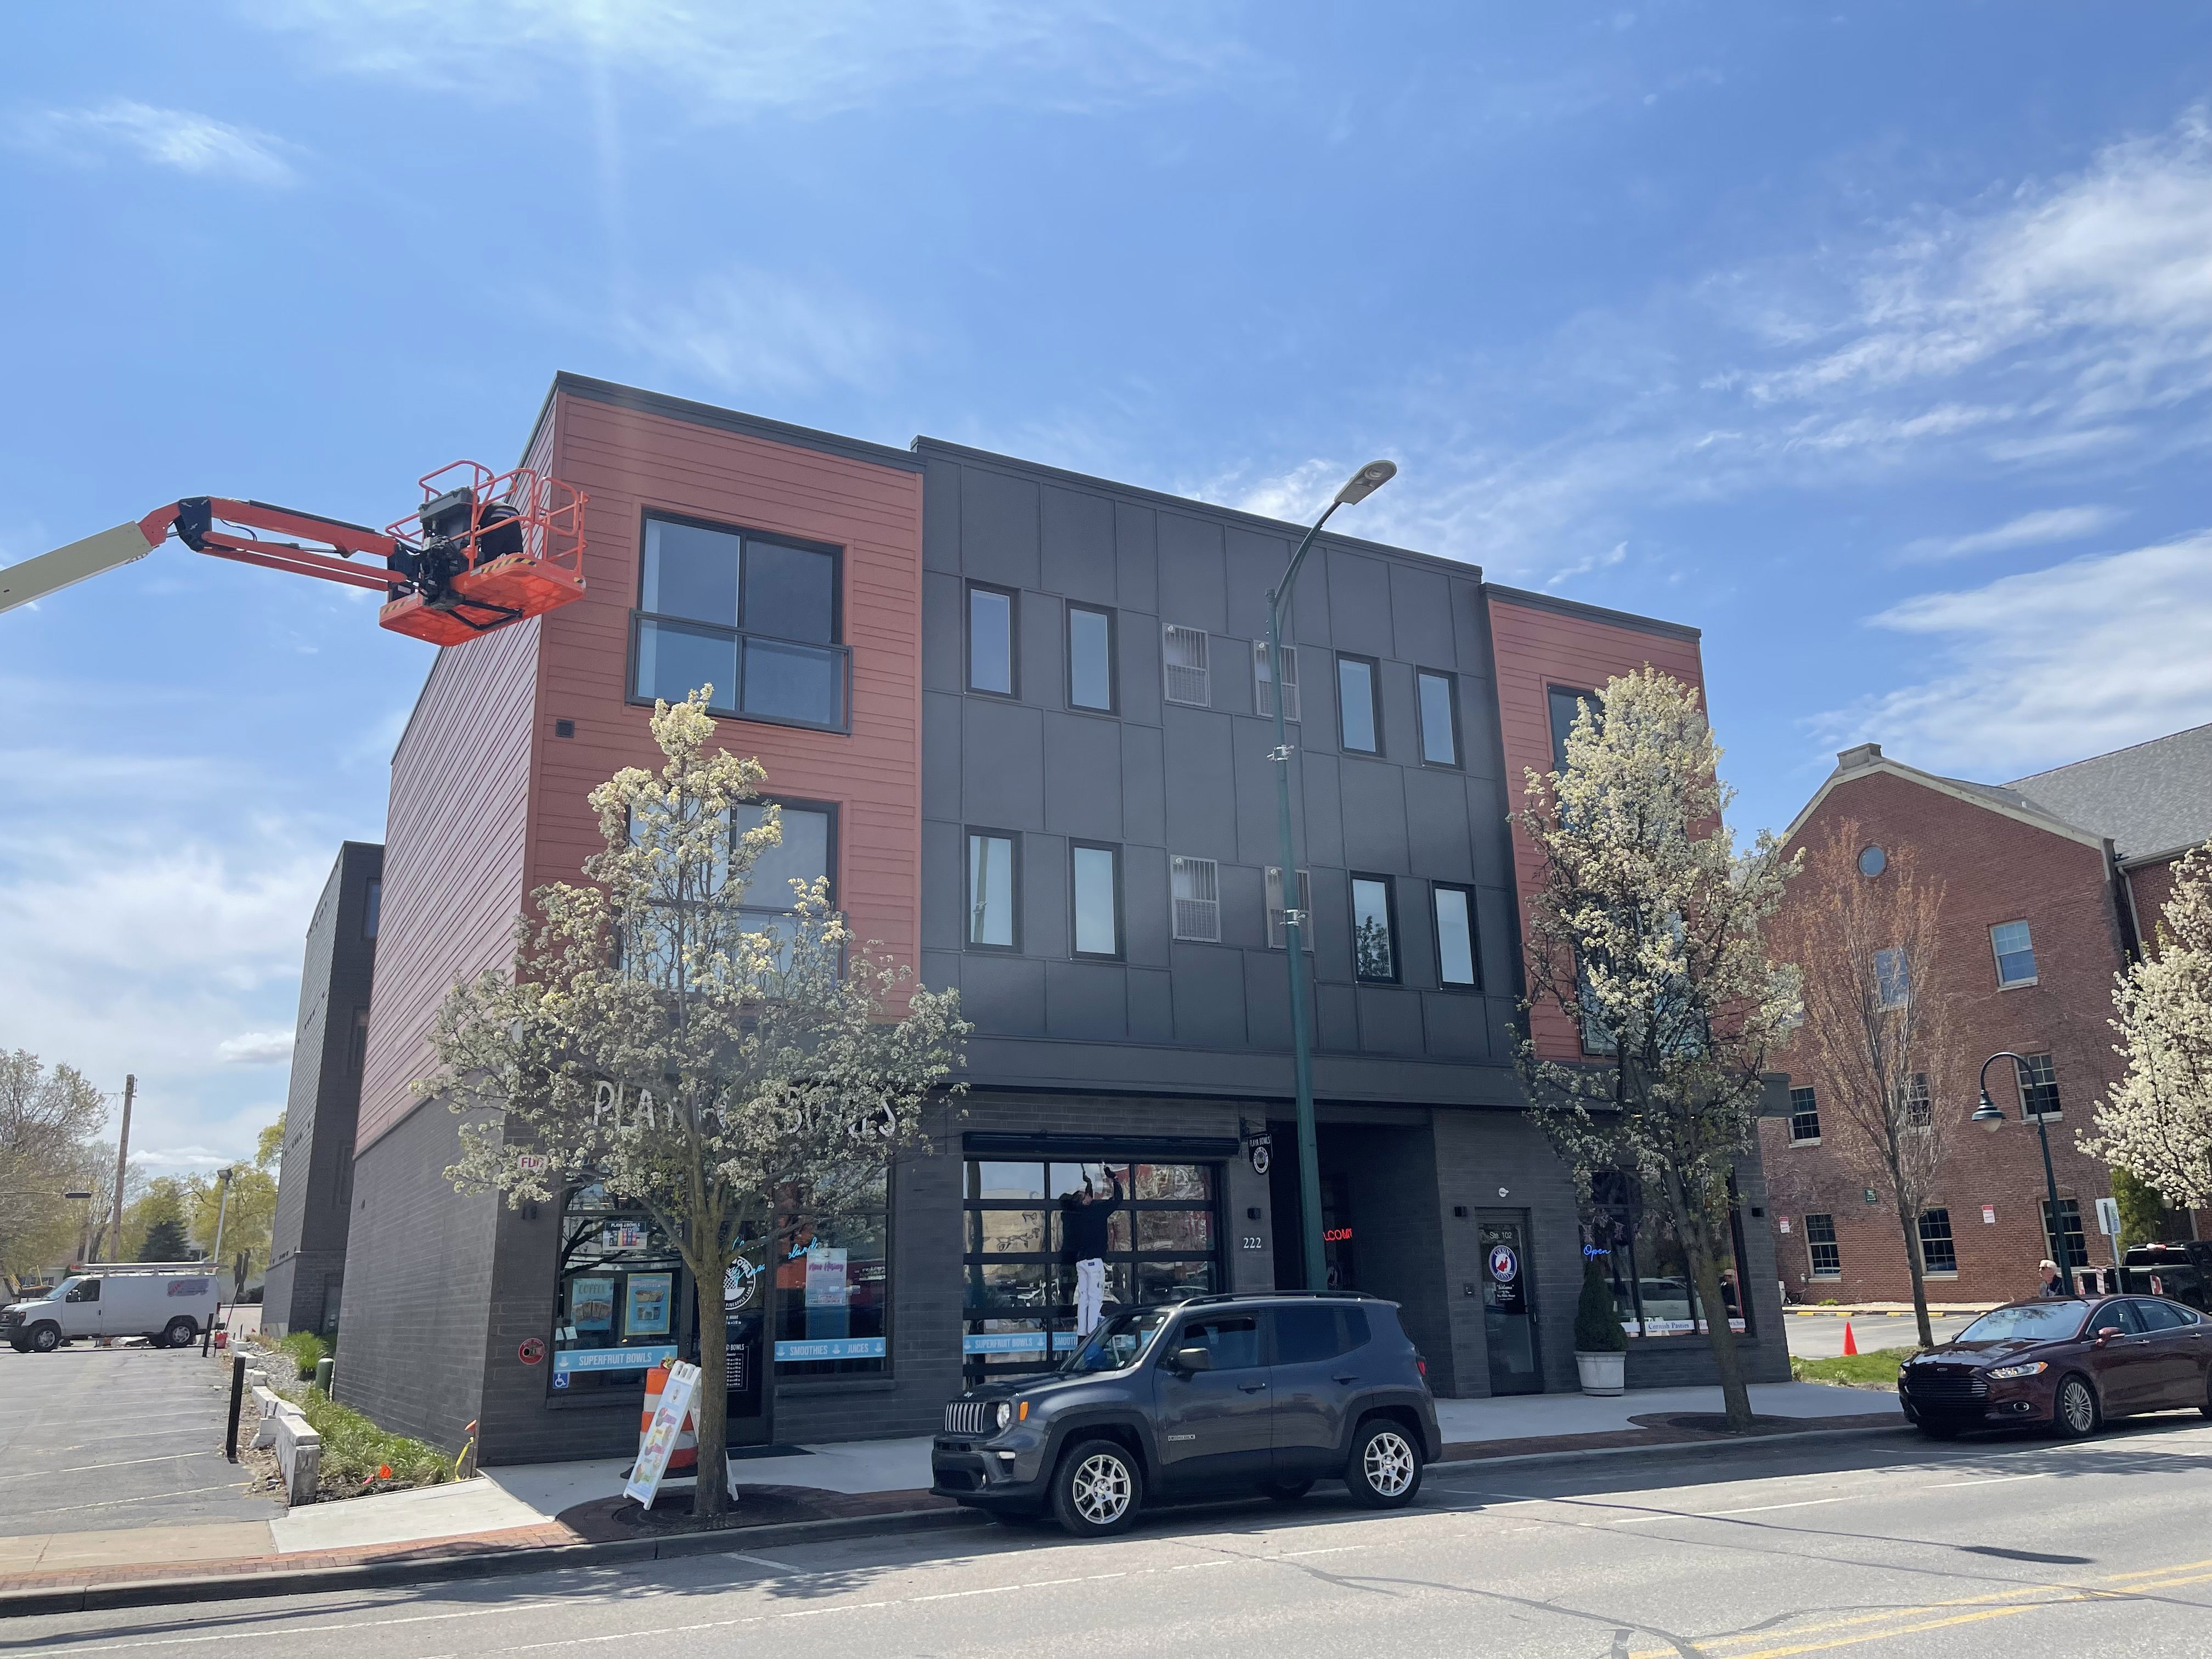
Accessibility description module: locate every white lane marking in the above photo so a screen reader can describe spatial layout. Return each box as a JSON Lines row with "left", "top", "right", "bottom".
{"left": 910, "top": 1570, "right": 1125, "bottom": 1602}
{"left": 0, "top": 1454, "right": 194, "bottom": 1481}
{"left": 726, "top": 1551, "right": 801, "bottom": 1573}
{"left": 1933, "top": 1472, "right": 2058, "bottom": 1488}
{"left": 13, "top": 1600, "right": 574, "bottom": 1655}
{"left": 1610, "top": 1497, "right": 1853, "bottom": 1523}
{"left": 14, "top": 1483, "right": 246, "bottom": 1517}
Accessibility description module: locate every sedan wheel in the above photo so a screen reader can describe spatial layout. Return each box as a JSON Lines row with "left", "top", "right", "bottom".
{"left": 1052, "top": 1439, "right": 1143, "bottom": 1537}
{"left": 2053, "top": 1374, "right": 2101, "bottom": 1438}
{"left": 1346, "top": 1420, "right": 1421, "bottom": 1508}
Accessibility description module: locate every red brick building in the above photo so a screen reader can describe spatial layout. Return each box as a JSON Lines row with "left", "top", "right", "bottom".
{"left": 1761, "top": 725, "right": 2212, "bottom": 1307}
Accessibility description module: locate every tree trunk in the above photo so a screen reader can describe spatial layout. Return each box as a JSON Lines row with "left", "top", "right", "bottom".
{"left": 688, "top": 1252, "right": 730, "bottom": 1519}
{"left": 1671, "top": 1176, "right": 1753, "bottom": 1431}
{"left": 1894, "top": 1197, "right": 1934, "bottom": 1350}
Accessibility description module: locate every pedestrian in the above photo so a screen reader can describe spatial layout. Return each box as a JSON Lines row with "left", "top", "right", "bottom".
{"left": 2036, "top": 1259, "right": 2069, "bottom": 1297}
{"left": 1062, "top": 1166, "right": 1121, "bottom": 1336}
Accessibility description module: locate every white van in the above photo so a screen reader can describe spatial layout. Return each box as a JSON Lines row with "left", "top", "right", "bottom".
{"left": 2, "top": 1265, "right": 222, "bottom": 1352}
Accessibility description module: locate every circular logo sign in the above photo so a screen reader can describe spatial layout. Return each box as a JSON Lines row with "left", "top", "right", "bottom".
{"left": 1249, "top": 1142, "right": 1272, "bottom": 1176}
{"left": 724, "top": 1258, "right": 760, "bottom": 1311}
{"left": 518, "top": 1337, "right": 545, "bottom": 1365}
{"left": 1488, "top": 1244, "right": 1519, "bottom": 1284}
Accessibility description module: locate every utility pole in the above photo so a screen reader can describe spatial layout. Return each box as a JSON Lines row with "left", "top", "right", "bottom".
{"left": 108, "top": 1074, "right": 135, "bottom": 1265}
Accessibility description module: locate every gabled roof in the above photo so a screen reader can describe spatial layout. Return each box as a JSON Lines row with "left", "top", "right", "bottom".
{"left": 1781, "top": 744, "right": 2107, "bottom": 853}
{"left": 2005, "top": 723, "right": 2212, "bottom": 865}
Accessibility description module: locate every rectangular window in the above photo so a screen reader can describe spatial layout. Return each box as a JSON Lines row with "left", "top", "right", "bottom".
{"left": 347, "top": 1007, "right": 368, "bottom": 1077}
{"left": 1170, "top": 856, "right": 1220, "bottom": 943}
{"left": 550, "top": 1186, "right": 689, "bottom": 1394}
{"left": 1417, "top": 669, "right": 1460, "bottom": 767}
{"left": 2016, "top": 1052, "right": 2061, "bottom": 1119}
{"left": 966, "top": 831, "right": 1018, "bottom": 950}
{"left": 1337, "top": 654, "right": 1381, "bottom": 753}
{"left": 1788, "top": 1086, "right": 1821, "bottom": 1144}
{"left": 776, "top": 1172, "right": 889, "bottom": 1376}
{"left": 1431, "top": 883, "right": 1479, "bottom": 988}
{"left": 1918, "top": 1208, "right": 1958, "bottom": 1274}
{"left": 1265, "top": 866, "right": 1314, "bottom": 952}
{"left": 1068, "top": 603, "right": 1115, "bottom": 712}
{"left": 1578, "top": 960, "right": 1618, "bottom": 1055}
{"left": 1548, "top": 686, "right": 1599, "bottom": 774}
{"left": 363, "top": 878, "right": 381, "bottom": 940}
{"left": 1904, "top": 1073, "right": 1933, "bottom": 1128}
{"left": 1586, "top": 1171, "right": 1757, "bottom": 1335}
{"left": 1351, "top": 874, "right": 1397, "bottom": 982}
{"left": 1252, "top": 640, "right": 1299, "bottom": 721}
{"left": 968, "top": 584, "right": 1016, "bottom": 696}
{"left": 2042, "top": 1197, "right": 2089, "bottom": 1269}
{"left": 1070, "top": 842, "right": 1122, "bottom": 959}
{"left": 1875, "top": 947, "right": 1910, "bottom": 1009}
{"left": 732, "top": 801, "right": 835, "bottom": 956}
{"left": 1990, "top": 920, "right": 2038, "bottom": 987}
{"left": 1164, "top": 624, "right": 1210, "bottom": 706}
{"left": 634, "top": 514, "right": 847, "bottom": 730}
{"left": 1804, "top": 1213, "right": 1841, "bottom": 1277}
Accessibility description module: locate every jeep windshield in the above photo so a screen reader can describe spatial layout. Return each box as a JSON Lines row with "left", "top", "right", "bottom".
{"left": 1060, "top": 1308, "right": 1169, "bottom": 1374}
{"left": 1956, "top": 1303, "right": 2089, "bottom": 1344}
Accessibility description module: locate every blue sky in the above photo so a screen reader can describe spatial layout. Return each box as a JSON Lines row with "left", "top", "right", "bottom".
{"left": 7, "top": 4, "right": 2212, "bottom": 1172}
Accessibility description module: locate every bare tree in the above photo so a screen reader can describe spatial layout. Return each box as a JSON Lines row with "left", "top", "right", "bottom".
{"left": 1785, "top": 825, "right": 1952, "bottom": 1349}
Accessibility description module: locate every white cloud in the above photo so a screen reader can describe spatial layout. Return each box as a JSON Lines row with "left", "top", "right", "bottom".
{"left": 613, "top": 268, "right": 906, "bottom": 398}
{"left": 254, "top": 0, "right": 1257, "bottom": 120}
{"left": 1812, "top": 532, "right": 2212, "bottom": 775}
{"left": 216, "top": 1032, "right": 296, "bottom": 1065}
{"left": 1901, "top": 505, "right": 2123, "bottom": 562}
{"left": 12, "top": 100, "right": 297, "bottom": 185}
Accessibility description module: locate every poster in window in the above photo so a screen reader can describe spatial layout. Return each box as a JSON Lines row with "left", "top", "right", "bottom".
{"left": 603, "top": 1222, "right": 648, "bottom": 1250}
{"left": 625, "top": 1272, "right": 673, "bottom": 1337}
{"left": 569, "top": 1276, "right": 616, "bottom": 1333}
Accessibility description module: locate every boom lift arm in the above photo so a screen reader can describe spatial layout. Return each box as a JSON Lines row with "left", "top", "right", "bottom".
{"left": 1, "top": 461, "right": 587, "bottom": 647}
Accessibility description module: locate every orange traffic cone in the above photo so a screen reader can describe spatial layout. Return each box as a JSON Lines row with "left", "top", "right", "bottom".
{"left": 1842, "top": 1320, "right": 1858, "bottom": 1356}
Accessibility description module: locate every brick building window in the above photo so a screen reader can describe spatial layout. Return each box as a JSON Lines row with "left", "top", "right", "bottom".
{"left": 1990, "top": 920, "right": 2038, "bottom": 987}
{"left": 1788, "top": 1086, "right": 1821, "bottom": 1144}
{"left": 2015, "top": 1052, "right": 2062, "bottom": 1119}
{"left": 1903, "top": 1073, "right": 1933, "bottom": 1128}
{"left": 2042, "top": 1197, "right": 2090, "bottom": 1269}
{"left": 1804, "top": 1214, "right": 1841, "bottom": 1277}
{"left": 1917, "top": 1208, "right": 1957, "bottom": 1274}
{"left": 1874, "top": 948, "right": 1910, "bottom": 1009}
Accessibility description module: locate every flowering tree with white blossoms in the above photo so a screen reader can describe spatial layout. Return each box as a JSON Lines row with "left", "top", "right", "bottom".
{"left": 2081, "top": 842, "right": 2212, "bottom": 1211}
{"left": 1517, "top": 667, "right": 1801, "bottom": 1431}
{"left": 420, "top": 691, "right": 968, "bottom": 1517}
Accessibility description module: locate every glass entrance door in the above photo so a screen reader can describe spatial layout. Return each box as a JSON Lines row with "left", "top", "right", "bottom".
{"left": 1478, "top": 1211, "right": 1542, "bottom": 1395}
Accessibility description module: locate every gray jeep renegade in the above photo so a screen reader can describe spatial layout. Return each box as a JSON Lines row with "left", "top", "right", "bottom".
{"left": 930, "top": 1291, "right": 1441, "bottom": 1536}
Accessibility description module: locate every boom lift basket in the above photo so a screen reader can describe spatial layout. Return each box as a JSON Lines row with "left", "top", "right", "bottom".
{"left": 377, "top": 461, "right": 588, "bottom": 646}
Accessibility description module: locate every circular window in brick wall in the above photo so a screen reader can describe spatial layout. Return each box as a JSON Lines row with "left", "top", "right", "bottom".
{"left": 1857, "top": 845, "right": 1887, "bottom": 878}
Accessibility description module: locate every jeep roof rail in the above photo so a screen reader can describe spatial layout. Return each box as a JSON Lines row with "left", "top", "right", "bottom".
{"left": 1171, "top": 1289, "right": 1385, "bottom": 1308}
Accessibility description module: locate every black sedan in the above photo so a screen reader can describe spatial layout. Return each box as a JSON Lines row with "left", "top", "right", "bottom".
{"left": 1899, "top": 1294, "right": 2212, "bottom": 1438}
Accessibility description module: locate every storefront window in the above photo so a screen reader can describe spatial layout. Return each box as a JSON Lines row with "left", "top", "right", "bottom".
{"left": 551, "top": 1186, "right": 688, "bottom": 1394}
{"left": 775, "top": 1169, "right": 888, "bottom": 1375}
{"left": 1584, "top": 1172, "right": 1753, "bottom": 1339}
{"left": 962, "top": 1158, "right": 1221, "bottom": 1381}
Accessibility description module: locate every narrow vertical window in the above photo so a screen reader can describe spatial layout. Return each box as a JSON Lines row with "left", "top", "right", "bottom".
{"left": 1804, "top": 1214, "right": 1840, "bottom": 1276}
{"left": 1067, "top": 604, "right": 1115, "bottom": 712}
{"left": 1417, "top": 670, "right": 1459, "bottom": 766}
{"left": 1351, "top": 874, "right": 1397, "bottom": 982}
{"left": 1874, "top": 948, "right": 1910, "bottom": 1009}
{"left": 968, "top": 585, "right": 1015, "bottom": 696}
{"left": 1070, "top": 843, "right": 1122, "bottom": 959}
{"left": 1548, "top": 686, "right": 1599, "bottom": 774}
{"left": 1788, "top": 1087, "right": 1821, "bottom": 1143}
{"left": 1337, "top": 654, "right": 1380, "bottom": 753}
{"left": 1917, "top": 1209, "right": 1957, "bottom": 1274}
{"left": 363, "top": 878, "right": 381, "bottom": 941}
{"left": 1164, "top": 624, "right": 1210, "bottom": 706}
{"left": 967, "top": 831, "right": 1017, "bottom": 949}
{"left": 1265, "top": 866, "right": 1314, "bottom": 951}
{"left": 1990, "top": 921, "right": 2038, "bottom": 987}
{"left": 1432, "top": 883, "right": 1478, "bottom": 988}
{"left": 1252, "top": 640, "right": 1299, "bottom": 720}
{"left": 1903, "top": 1074, "right": 1932, "bottom": 1127}
{"left": 1170, "top": 856, "right": 1220, "bottom": 943}
{"left": 2016, "top": 1052, "right": 2061, "bottom": 1118}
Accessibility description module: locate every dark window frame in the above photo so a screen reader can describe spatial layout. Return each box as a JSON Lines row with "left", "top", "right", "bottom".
{"left": 1918, "top": 1207, "right": 1958, "bottom": 1274}
{"left": 1350, "top": 871, "right": 1400, "bottom": 984}
{"left": 2042, "top": 1195, "right": 2090, "bottom": 1269}
{"left": 1415, "top": 667, "right": 1463, "bottom": 769}
{"left": 1430, "top": 881, "right": 1481, "bottom": 990}
{"left": 1804, "top": 1212, "right": 1841, "bottom": 1277}
{"left": 733, "top": 795, "right": 842, "bottom": 922}
{"left": 2016, "top": 1052, "right": 2062, "bottom": 1120}
{"left": 966, "top": 582, "right": 1020, "bottom": 699}
{"left": 1788, "top": 1086, "right": 1821, "bottom": 1144}
{"left": 1547, "top": 684, "right": 1600, "bottom": 775}
{"left": 1065, "top": 601, "right": 1118, "bottom": 714}
{"left": 1990, "top": 919, "right": 2039, "bottom": 988}
{"left": 1068, "top": 838, "right": 1126, "bottom": 962}
{"left": 964, "top": 827, "right": 1022, "bottom": 953}
{"left": 362, "top": 878, "right": 381, "bottom": 940}
{"left": 1336, "top": 652, "right": 1384, "bottom": 755}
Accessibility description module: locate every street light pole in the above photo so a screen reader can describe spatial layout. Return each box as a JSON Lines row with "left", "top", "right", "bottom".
{"left": 1971, "top": 1051, "right": 2071, "bottom": 1292}
{"left": 1266, "top": 460, "right": 1397, "bottom": 1291}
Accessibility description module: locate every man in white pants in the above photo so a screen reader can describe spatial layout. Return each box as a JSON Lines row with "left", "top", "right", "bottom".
{"left": 1062, "top": 1168, "right": 1120, "bottom": 1336}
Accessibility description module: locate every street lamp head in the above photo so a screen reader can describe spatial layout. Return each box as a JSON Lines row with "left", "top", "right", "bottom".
{"left": 63, "top": 1190, "right": 92, "bottom": 1201}
{"left": 1334, "top": 460, "right": 1398, "bottom": 506}
{"left": 1972, "top": 1089, "right": 2006, "bottom": 1131}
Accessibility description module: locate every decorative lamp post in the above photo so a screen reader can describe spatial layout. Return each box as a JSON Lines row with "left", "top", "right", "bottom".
{"left": 1265, "top": 459, "right": 1398, "bottom": 1291}
{"left": 1971, "top": 1051, "right": 2073, "bottom": 1293}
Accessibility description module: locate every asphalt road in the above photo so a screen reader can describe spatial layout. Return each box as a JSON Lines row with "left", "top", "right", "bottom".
{"left": 0, "top": 1344, "right": 276, "bottom": 1538}
{"left": 1782, "top": 1314, "right": 1978, "bottom": 1360}
{"left": 13, "top": 1411, "right": 2211, "bottom": 1657}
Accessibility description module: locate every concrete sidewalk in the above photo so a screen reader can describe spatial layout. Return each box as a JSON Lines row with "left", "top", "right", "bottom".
{"left": 0, "top": 1380, "right": 1901, "bottom": 1610}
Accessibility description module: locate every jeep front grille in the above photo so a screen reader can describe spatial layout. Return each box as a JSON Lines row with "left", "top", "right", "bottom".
{"left": 944, "top": 1400, "right": 995, "bottom": 1436}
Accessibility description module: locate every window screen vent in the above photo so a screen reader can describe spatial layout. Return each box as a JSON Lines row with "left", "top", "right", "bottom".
{"left": 1253, "top": 640, "right": 1299, "bottom": 721}
{"left": 1164, "top": 625, "right": 1211, "bottom": 707}
{"left": 1170, "top": 856, "right": 1221, "bottom": 942}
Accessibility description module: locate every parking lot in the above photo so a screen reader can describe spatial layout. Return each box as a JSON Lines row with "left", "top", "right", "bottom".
{"left": 0, "top": 1339, "right": 280, "bottom": 1541}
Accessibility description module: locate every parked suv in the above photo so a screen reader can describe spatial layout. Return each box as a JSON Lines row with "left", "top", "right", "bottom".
{"left": 931, "top": 1292, "right": 1441, "bottom": 1537}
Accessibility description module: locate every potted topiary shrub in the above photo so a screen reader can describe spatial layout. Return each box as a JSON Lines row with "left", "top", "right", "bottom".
{"left": 1573, "top": 1259, "right": 1629, "bottom": 1395}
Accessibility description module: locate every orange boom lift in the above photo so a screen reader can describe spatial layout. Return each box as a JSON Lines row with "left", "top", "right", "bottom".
{"left": 0, "top": 461, "right": 588, "bottom": 646}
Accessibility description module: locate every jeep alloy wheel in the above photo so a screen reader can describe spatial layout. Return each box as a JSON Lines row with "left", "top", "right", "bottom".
{"left": 1348, "top": 1421, "right": 1420, "bottom": 1508}
{"left": 1053, "top": 1439, "right": 1143, "bottom": 1537}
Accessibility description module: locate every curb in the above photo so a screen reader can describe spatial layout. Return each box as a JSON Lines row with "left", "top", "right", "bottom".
{"left": 0, "top": 1504, "right": 988, "bottom": 1620}
{"left": 1430, "top": 1417, "right": 1911, "bottom": 1474}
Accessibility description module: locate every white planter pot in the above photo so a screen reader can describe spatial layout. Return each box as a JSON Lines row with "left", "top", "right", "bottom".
{"left": 1575, "top": 1349, "right": 1626, "bottom": 1396}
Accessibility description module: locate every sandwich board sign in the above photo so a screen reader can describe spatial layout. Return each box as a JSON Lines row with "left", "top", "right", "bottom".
{"left": 624, "top": 1358, "right": 702, "bottom": 1509}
